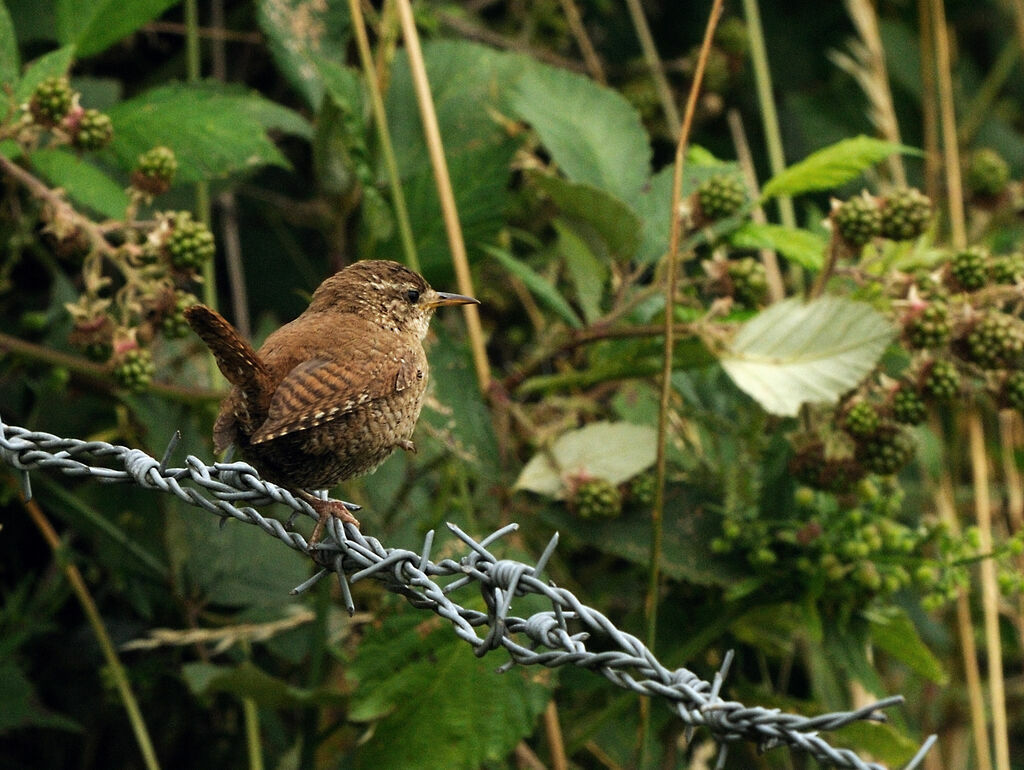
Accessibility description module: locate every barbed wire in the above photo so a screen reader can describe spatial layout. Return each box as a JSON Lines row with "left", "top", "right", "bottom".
{"left": 0, "top": 418, "right": 936, "bottom": 769}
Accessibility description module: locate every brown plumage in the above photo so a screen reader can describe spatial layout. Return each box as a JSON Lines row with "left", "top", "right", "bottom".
{"left": 185, "top": 260, "right": 478, "bottom": 543}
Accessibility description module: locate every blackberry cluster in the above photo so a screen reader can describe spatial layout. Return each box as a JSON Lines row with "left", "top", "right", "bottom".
{"left": 628, "top": 471, "right": 656, "bottom": 507}
{"left": 966, "top": 148, "right": 1010, "bottom": 197}
{"left": 855, "top": 423, "right": 915, "bottom": 475}
{"left": 964, "top": 313, "right": 1024, "bottom": 369}
{"left": 1002, "top": 371, "right": 1024, "bottom": 412}
{"left": 879, "top": 188, "right": 933, "bottom": 240}
{"left": 989, "top": 253, "right": 1024, "bottom": 285}
{"left": 161, "top": 292, "right": 197, "bottom": 339}
{"left": 71, "top": 108, "right": 114, "bottom": 151}
{"left": 571, "top": 478, "right": 622, "bottom": 518}
{"left": 132, "top": 147, "right": 178, "bottom": 196}
{"left": 922, "top": 359, "right": 960, "bottom": 402}
{"left": 833, "top": 195, "right": 881, "bottom": 247}
{"left": 728, "top": 257, "right": 768, "bottom": 307}
{"left": 843, "top": 402, "right": 880, "bottom": 438}
{"left": 29, "top": 76, "right": 73, "bottom": 126}
{"left": 948, "top": 248, "right": 989, "bottom": 291}
{"left": 113, "top": 348, "right": 155, "bottom": 393}
{"left": 891, "top": 384, "right": 927, "bottom": 425}
{"left": 789, "top": 441, "right": 864, "bottom": 494}
{"left": 166, "top": 213, "right": 216, "bottom": 270}
{"left": 905, "top": 302, "right": 950, "bottom": 349}
{"left": 696, "top": 174, "right": 747, "bottom": 221}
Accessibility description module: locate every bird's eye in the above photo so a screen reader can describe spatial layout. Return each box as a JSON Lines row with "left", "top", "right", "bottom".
{"left": 406, "top": 289, "right": 420, "bottom": 303}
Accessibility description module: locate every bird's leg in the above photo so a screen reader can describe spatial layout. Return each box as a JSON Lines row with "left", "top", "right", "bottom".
{"left": 298, "top": 490, "right": 361, "bottom": 545}
{"left": 398, "top": 439, "right": 416, "bottom": 453}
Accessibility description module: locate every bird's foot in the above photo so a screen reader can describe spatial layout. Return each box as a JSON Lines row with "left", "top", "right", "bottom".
{"left": 300, "top": 492, "right": 361, "bottom": 545}
{"left": 398, "top": 439, "right": 416, "bottom": 453}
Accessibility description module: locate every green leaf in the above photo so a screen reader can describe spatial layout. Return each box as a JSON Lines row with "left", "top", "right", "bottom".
{"left": 104, "top": 81, "right": 309, "bottom": 183}
{"left": 555, "top": 220, "right": 606, "bottom": 323}
{"left": 14, "top": 46, "right": 76, "bottom": 104}
{"left": 730, "top": 222, "right": 827, "bottom": 270}
{"left": 869, "top": 608, "right": 947, "bottom": 684}
{"left": 514, "top": 421, "right": 657, "bottom": 497}
{"left": 511, "top": 62, "right": 651, "bottom": 201}
{"left": 0, "top": 1, "right": 19, "bottom": 94}
{"left": 349, "top": 608, "right": 553, "bottom": 769}
{"left": 183, "top": 661, "right": 345, "bottom": 708}
{"left": 0, "top": 659, "right": 81, "bottom": 732}
{"left": 529, "top": 172, "right": 642, "bottom": 260}
{"left": 719, "top": 296, "right": 894, "bottom": 416}
{"left": 485, "top": 245, "right": 582, "bottom": 329}
{"left": 761, "top": 136, "right": 915, "bottom": 199}
{"left": 29, "top": 147, "right": 128, "bottom": 219}
{"left": 256, "top": 0, "right": 351, "bottom": 108}
{"left": 55, "top": 0, "right": 180, "bottom": 58}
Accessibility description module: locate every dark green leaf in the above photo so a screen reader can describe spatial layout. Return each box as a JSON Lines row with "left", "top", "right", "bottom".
{"left": 730, "top": 222, "right": 827, "bottom": 270}
{"left": 511, "top": 63, "right": 651, "bottom": 201}
{"left": 14, "top": 46, "right": 75, "bottom": 104}
{"left": 29, "top": 147, "right": 128, "bottom": 219}
{"left": 183, "top": 661, "right": 345, "bottom": 708}
{"left": 349, "top": 608, "right": 553, "bottom": 769}
{"left": 0, "top": 660, "right": 81, "bottom": 732}
{"left": 484, "top": 245, "right": 582, "bottom": 328}
{"left": 555, "top": 220, "right": 606, "bottom": 323}
{"left": 55, "top": 0, "right": 180, "bottom": 57}
{"left": 761, "top": 136, "right": 916, "bottom": 199}
{"left": 869, "top": 608, "right": 947, "bottom": 684}
{"left": 104, "top": 81, "right": 309, "bottom": 183}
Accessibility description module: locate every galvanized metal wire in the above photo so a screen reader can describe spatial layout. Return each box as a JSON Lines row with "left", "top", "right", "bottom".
{"left": 0, "top": 418, "right": 936, "bottom": 769}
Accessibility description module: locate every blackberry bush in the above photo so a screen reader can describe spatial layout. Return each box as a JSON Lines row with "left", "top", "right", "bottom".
{"left": 696, "top": 174, "right": 747, "bottom": 221}
{"left": 855, "top": 422, "right": 915, "bottom": 475}
{"left": 965, "top": 313, "right": 1024, "bottom": 369}
{"left": 922, "top": 359, "right": 961, "bottom": 402}
{"left": 70, "top": 108, "right": 114, "bottom": 151}
{"left": 113, "top": 348, "right": 155, "bottom": 393}
{"left": 891, "top": 384, "right": 927, "bottom": 425}
{"left": 948, "top": 248, "right": 989, "bottom": 291}
{"left": 989, "top": 253, "right": 1024, "bottom": 285}
{"left": 29, "top": 76, "right": 73, "bottom": 126}
{"left": 966, "top": 148, "right": 1010, "bottom": 197}
{"left": 132, "top": 146, "right": 178, "bottom": 196}
{"left": 905, "top": 302, "right": 951, "bottom": 349}
{"left": 833, "top": 194, "right": 881, "bottom": 247}
{"left": 879, "top": 187, "right": 933, "bottom": 240}
{"left": 728, "top": 257, "right": 768, "bottom": 307}
{"left": 1002, "top": 371, "right": 1024, "bottom": 412}
{"left": 166, "top": 213, "right": 216, "bottom": 271}
{"left": 843, "top": 402, "right": 880, "bottom": 438}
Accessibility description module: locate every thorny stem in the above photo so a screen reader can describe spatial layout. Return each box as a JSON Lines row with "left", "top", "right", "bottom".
{"left": 930, "top": 0, "right": 966, "bottom": 248}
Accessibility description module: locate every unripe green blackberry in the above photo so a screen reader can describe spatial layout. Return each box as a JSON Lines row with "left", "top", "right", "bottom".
{"left": 132, "top": 146, "right": 178, "bottom": 195}
{"left": 70, "top": 108, "right": 113, "bottom": 151}
{"left": 966, "top": 148, "right": 1010, "bottom": 197}
{"left": 843, "top": 402, "right": 880, "bottom": 438}
{"left": 855, "top": 422, "right": 914, "bottom": 475}
{"left": 1002, "top": 371, "right": 1024, "bottom": 412}
{"left": 113, "top": 348, "right": 155, "bottom": 393}
{"left": 696, "top": 174, "right": 747, "bottom": 221}
{"left": 166, "top": 213, "right": 215, "bottom": 270}
{"left": 833, "top": 195, "right": 881, "bottom": 247}
{"left": 789, "top": 441, "right": 865, "bottom": 494}
{"left": 728, "top": 257, "right": 768, "bottom": 307}
{"left": 891, "top": 383, "right": 927, "bottom": 425}
{"left": 714, "top": 17, "right": 748, "bottom": 57}
{"left": 879, "top": 187, "right": 933, "bottom": 240}
{"left": 922, "top": 358, "right": 960, "bottom": 402}
{"left": 29, "top": 76, "right": 73, "bottom": 127}
{"left": 989, "top": 252, "right": 1024, "bottom": 285}
{"left": 571, "top": 478, "right": 622, "bottom": 519}
{"left": 964, "top": 312, "right": 1024, "bottom": 369}
{"left": 628, "top": 471, "right": 656, "bottom": 507}
{"left": 948, "top": 247, "right": 989, "bottom": 291}
{"left": 161, "top": 292, "right": 198, "bottom": 339}
{"left": 905, "top": 302, "right": 951, "bottom": 349}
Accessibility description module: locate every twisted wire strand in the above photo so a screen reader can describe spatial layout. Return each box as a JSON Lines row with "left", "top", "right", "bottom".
{"left": 0, "top": 419, "right": 935, "bottom": 769}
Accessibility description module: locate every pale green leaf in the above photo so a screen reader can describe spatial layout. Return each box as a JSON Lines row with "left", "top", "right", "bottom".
{"left": 104, "top": 81, "right": 309, "bottom": 183}
{"left": 869, "top": 609, "right": 947, "bottom": 684}
{"left": 485, "top": 245, "right": 582, "bottom": 329}
{"left": 183, "top": 661, "right": 345, "bottom": 708}
{"left": 514, "top": 421, "right": 658, "bottom": 497}
{"left": 0, "top": 1, "right": 19, "bottom": 94}
{"left": 555, "top": 220, "right": 606, "bottom": 324}
{"left": 14, "top": 47, "right": 76, "bottom": 104}
{"left": 56, "top": 0, "right": 180, "bottom": 57}
{"left": 511, "top": 63, "right": 650, "bottom": 201}
{"left": 29, "top": 148, "right": 128, "bottom": 219}
{"left": 719, "top": 296, "right": 894, "bottom": 416}
{"left": 761, "top": 136, "right": 915, "bottom": 199}
{"left": 730, "top": 222, "right": 827, "bottom": 270}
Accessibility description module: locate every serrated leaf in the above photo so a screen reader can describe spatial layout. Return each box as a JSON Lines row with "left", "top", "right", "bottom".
{"left": 761, "top": 136, "right": 915, "bottom": 199}
{"left": 104, "top": 82, "right": 309, "bottom": 183}
{"left": 869, "top": 609, "right": 947, "bottom": 684}
{"left": 514, "top": 421, "right": 657, "bottom": 497}
{"left": 14, "top": 47, "right": 76, "bottom": 104}
{"left": 719, "top": 296, "right": 894, "bottom": 417}
{"left": 511, "top": 63, "right": 650, "bottom": 201}
{"left": 256, "top": 0, "right": 351, "bottom": 108}
{"left": 485, "top": 245, "right": 582, "bottom": 329}
{"left": 730, "top": 222, "right": 827, "bottom": 270}
{"left": 0, "top": 2, "right": 18, "bottom": 94}
{"left": 29, "top": 148, "right": 128, "bottom": 219}
{"left": 349, "top": 609, "right": 553, "bottom": 769}
{"left": 529, "top": 172, "right": 642, "bottom": 259}
{"left": 56, "top": 0, "right": 179, "bottom": 58}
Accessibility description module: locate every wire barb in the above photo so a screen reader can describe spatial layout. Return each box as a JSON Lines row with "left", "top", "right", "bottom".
{"left": 0, "top": 418, "right": 936, "bottom": 769}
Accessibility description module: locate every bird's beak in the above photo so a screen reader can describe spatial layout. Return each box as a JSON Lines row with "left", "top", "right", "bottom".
{"left": 428, "top": 291, "right": 480, "bottom": 308}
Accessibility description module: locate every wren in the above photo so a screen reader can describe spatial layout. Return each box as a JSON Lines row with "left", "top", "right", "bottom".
{"left": 184, "top": 259, "right": 478, "bottom": 544}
